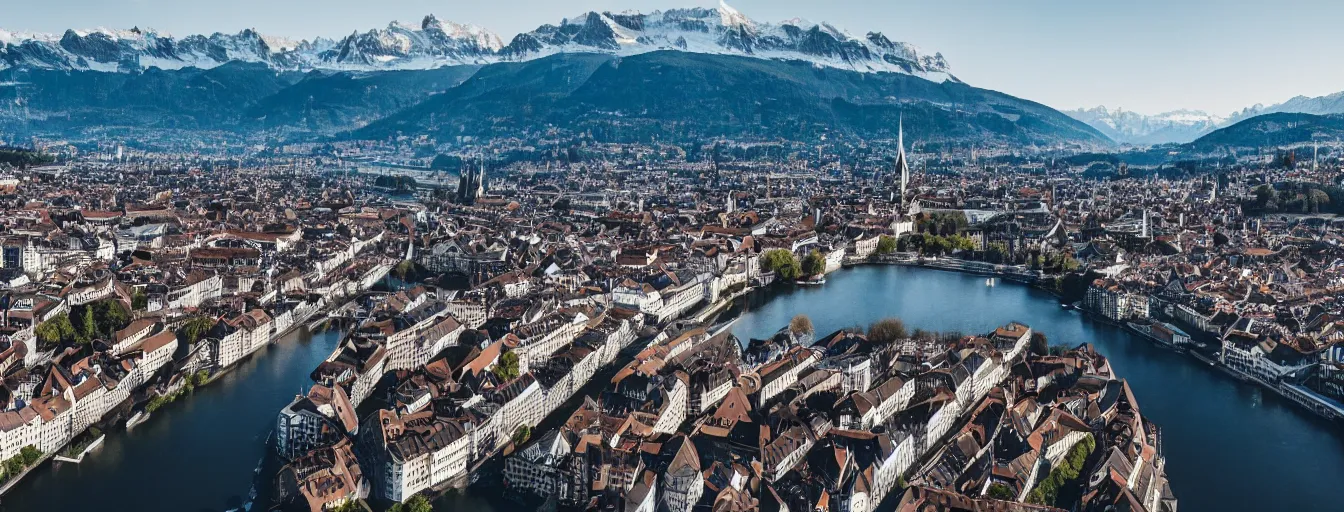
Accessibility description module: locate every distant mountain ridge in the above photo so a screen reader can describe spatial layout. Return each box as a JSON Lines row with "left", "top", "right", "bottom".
{"left": 1068, "top": 90, "right": 1344, "bottom": 145}
{"left": 351, "top": 51, "right": 1103, "bottom": 146}
{"left": 1227, "top": 90, "right": 1344, "bottom": 124}
{"left": 0, "top": 2, "right": 952, "bottom": 80}
{"left": 1187, "top": 112, "right": 1344, "bottom": 151}
{"left": 0, "top": 52, "right": 1107, "bottom": 147}
{"left": 1063, "top": 106, "right": 1225, "bottom": 145}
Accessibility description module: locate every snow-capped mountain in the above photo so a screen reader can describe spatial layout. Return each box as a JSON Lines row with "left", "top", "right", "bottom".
{"left": 0, "top": 16, "right": 499, "bottom": 72}
{"left": 1069, "top": 90, "right": 1344, "bottom": 145}
{"left": 499, "top": 4, "right": 952, "bottom": 79}
{"left": 1226, "top": 90, "right": 1344, "bottom": 125}
{"left": 0, "top": 2, "right": 952, "bottom": 80}
{"left": 0, "top": 26, "right": 327, "bottom": 72}
{"left": 1064, "top": 106, "right": 1225, "bottom": 145}
{"left": 319, "top": 15, "right": 502, "bottom": 70}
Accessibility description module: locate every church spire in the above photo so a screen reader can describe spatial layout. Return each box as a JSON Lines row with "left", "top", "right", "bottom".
{"left": 896, "top": 115, "right": 910, "bottom": 209}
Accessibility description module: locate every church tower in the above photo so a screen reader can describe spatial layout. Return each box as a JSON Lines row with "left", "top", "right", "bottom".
{"left": 895, "top": 117, "right": 910, "bottom": 209}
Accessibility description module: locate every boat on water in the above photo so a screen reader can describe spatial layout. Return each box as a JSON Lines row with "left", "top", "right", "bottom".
{"left": 798, "top": 276, "right": 827, "bottom": 286}
{"left": 985, "top": 278, "right": 996, "bottom": 287}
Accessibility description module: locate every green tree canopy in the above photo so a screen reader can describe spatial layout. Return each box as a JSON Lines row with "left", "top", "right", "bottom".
{"left": 389, "top": 495, "right": 434, "bottom": 512}
{"left": 876, "top": 235, "right": 897, "bottom": 255}
{"left": 78, "top": 306, "right": 97, "bottom": 344}
{"left": 986, "top": 243, "right": 1011, "bottom": 264}
{"left": 18, "top": 446, "right": 40, "bottom": 466}
{"left": 987, "top": 483, "right": 1015, "bottom": 501}
{"left": 35, "top": 314, "right": 79, "bottom": 347}
{"left": 93, "top": 300, "right": 130, "bottom": 338}
{"left": 131, "top": 289, "right": 149, "bottom": 310}
{"left": 513, "top": 425, "right": 532, "bottom": 446}
{"left": 178, "top": 317, "right": 218, "bottom": 345}
{"left": 801, "top": 250, "right": 826, "bottom": 276}
{"left": 493, "top": 351, "right": 521, "bottom": 382}
{"left": 761, "top": 249, "right": 802, "bottom": 281}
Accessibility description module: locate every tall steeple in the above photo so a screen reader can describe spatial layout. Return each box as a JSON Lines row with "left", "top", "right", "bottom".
{"left": 896, "top": 115, "right": 910, "bottom": 208}
{"left": 475, "top": 158, "right": 487, "bottom": 198}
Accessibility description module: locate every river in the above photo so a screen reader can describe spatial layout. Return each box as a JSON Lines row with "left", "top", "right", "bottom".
{"left": 0, "top": 327, "right": 343, "bottom": 512}
{"left": 3, "top": 265, "right": 1340, "bottom": 512}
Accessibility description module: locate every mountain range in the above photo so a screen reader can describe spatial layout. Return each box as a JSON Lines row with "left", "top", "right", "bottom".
{"left": 0, "top": 3, "right": 951, "bottom": 80}
{"left": 0, "top": 52, "right": 1106, "bottom": 146}
{"left": 0, "top": 3, "right": 1112, "bottom": 147}
{"left": 1063, "top": 107, "right": 1224, "bottom": 145}
{"left": 1186, "top": 112, "right": 1344, "bottom": 152}
{"left": 350, "top": 51, "right": 1102, "bottom": 146}
{"left": 1067, "top": 90, "right": 1344, "bottom": 145}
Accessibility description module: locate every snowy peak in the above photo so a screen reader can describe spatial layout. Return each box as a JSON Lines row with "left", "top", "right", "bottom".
{"left": 318, "top": 16, "right": 503, "bottom": 69}
{"left": 1065, "top": 106, "right": 1225, "bottom": 145}
{"left": 0, "top": 3, "right": 951, "bottom": 80}
{"left": 0, "top": 26, "right": 294, "bottom": 72}
{"left": 1070, "top": 90, "right": 1344, "bottom": 145}
{"left": 1227, "top": 90, "right": 1344, "bottom": 124}
{"left": 500, "top": 5, "right": 952, "bottom": 79}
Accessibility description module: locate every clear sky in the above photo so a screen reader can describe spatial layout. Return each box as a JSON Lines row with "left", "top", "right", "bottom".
{"left": 6, "top": 0, "right": 1344, "bottom": 116}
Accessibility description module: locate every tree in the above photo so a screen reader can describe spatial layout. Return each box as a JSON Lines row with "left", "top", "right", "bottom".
{"left": 801, "top": 250, "right": 826, "bottom": 276}
{"left": 178, "top": 317, "right": 217, "bottom": 345}
{"left": 1254, "top": 184, "right": 1273, "bottom": 204}
{"left": 987, "top": 483, "right": 1015, "bottom": 501}
{"left": 1059, "top": 254, "right": 1081, "bottom": 272}
{"left": 389, "top": 495, "right": 433, "bottom": 512}
{"left": 394, "top": 260, "right": 416, "bottom": 279}
{"left": 948, "top": 234, "right": 977, "bottom": 252}
{"left": 18, "top": 446, "right": 40, "bottom": 466}
{"left": 876, "top": 235, "right": 897, "bottom": 255}
{"left": 35, "top": 314, "right": 78, "bottom": 347}
{"left": 868, "top": 318, "right": 908, "bottom": 344}
{"left": 331, "top": 500, "right": 363, "bottom": 512}
{"left": 513, "top": 425, "right": 532, "bottom": 446}
{"left": 78, "top": 306, "right": 97, "bottom": 344}
{"left": 986, "top": 243, "right": 1011, "bottom": 264}
{"left": 1026, "top": 434, "right": 1095, "bottom": 506}
{"left": 93, "top": 300, "right": 129, "bottom": 339}
{"left": 789, "top": 315, "right": 814, "bottom": 336}
{"left": 3, "top": 457, "right": 22, "bottom": 478}
{"left": 1031, "top": 332, "right": 1049, "bottom": 356}
{"left": 131, "top": 289, "right": 148, "bottom": 311}
{"left": 493, "top": 351, "right": 520, "bottom": 382}
{"left": 761, "top": 249, "right": 802, "bottom": 280}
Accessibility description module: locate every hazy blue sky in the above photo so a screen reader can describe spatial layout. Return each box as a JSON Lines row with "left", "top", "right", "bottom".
{"left": 7, "top": 0, "right": 1344, "bottom": 116}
